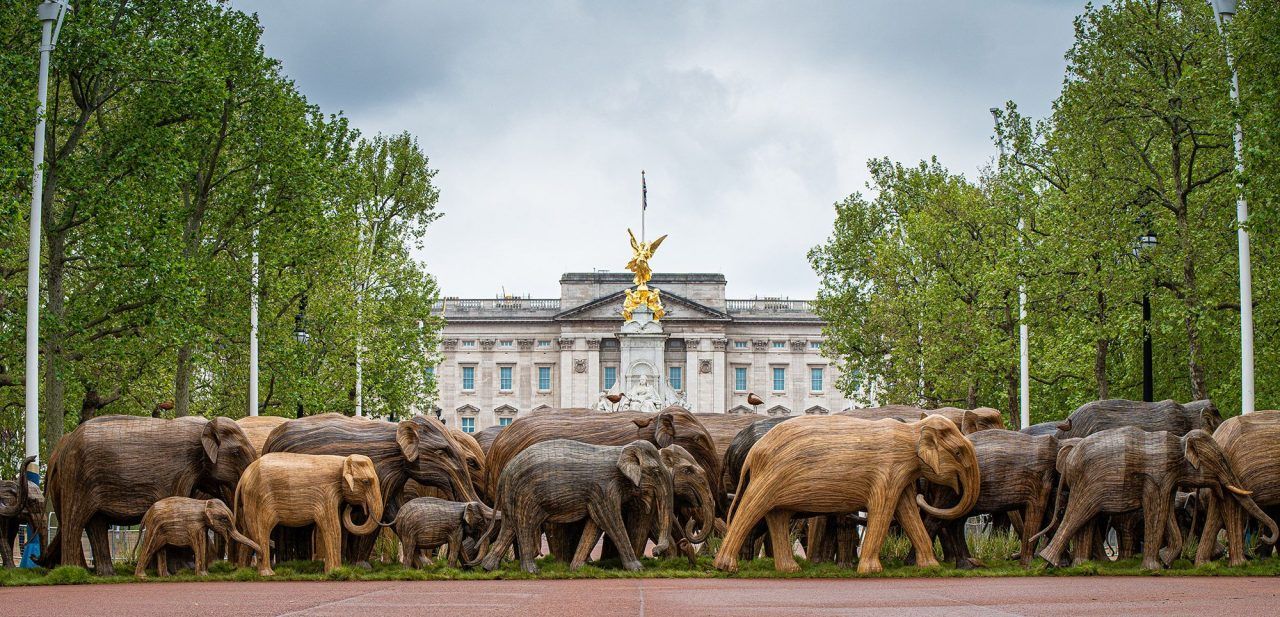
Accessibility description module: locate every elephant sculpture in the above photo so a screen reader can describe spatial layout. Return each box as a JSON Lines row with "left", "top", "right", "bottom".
{"left": 449, "top": 428, "right": 488, "bottom": 502}
{"left": 1195, "top": 410, "right": 1280, "bottom": 566}
{"left": 236, "top": 415, "right": 290, "bottom": 456}
{"left": 384, "top": 497, "right": 497, "bottom": 568}
{"left": 262, "top": 413, "right": 478, "bottom": 562}
{"left": 235, "top": 452, "right": 384, "bottom": 575}
{"left": 1035, "top": 426, "right": 1278, "bottom": 570}
{"left": 480, "top": 439, "right": 675, "bottom": 573}
{"left": 922, "top": 429, "right": 1059, "bottom": 567}
{"left": 1, "top": 456, "right": 46, "bottom": 569}
{"left": 134, "top": 497, "right": 260, "bottom": 577}
{"left": 715, "top": 415, "right": 979, "bottom": 574}
{"left": 1054, "top": 399, "right": 1221, "bottom": 439}
{"left": 1020, "top": 421, "right": 1060, "bottom": 437}
{"left": 721, "top": 416, "right": 793, "bottom": 560}
{"left": 840, "top": 405, "right": 1007, "bottom": 433}
{"left": 586, "top": 444, "right": 717, "bottom": 566}
{"left": 39, "top": 415, "right": 257, "bottom": 574}
{"left": 691, "top": 412, "right": 766, "bottom": 468}
{"left": 472, "top": 425, "right": 504, "bottom": 457}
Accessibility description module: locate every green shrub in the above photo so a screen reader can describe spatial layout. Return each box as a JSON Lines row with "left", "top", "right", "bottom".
{"left": 44, "top": 566, "right": 92, "bottom": 585}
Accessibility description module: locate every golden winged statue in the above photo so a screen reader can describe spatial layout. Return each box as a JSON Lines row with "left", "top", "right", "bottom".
{"left": 623, "top": 228, "right": 668, "bottom": 321}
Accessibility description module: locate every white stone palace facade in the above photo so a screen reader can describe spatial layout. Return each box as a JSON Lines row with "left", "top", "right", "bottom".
{"left": 431, "top": 272, "right": 859, "bottom": 433}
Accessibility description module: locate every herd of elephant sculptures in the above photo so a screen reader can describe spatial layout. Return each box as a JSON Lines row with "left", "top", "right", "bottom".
{"left": 1, "top": 398, "right": 1277, "bottom": 577}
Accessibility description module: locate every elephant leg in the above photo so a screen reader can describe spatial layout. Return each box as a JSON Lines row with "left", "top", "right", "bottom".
{"left": 0, "top": 534, "right": 13, "bottom": 569}
{"left": 1020, "top": 502, "right": 1046, "bottom": 567}
{"left": 1221, "top": 497, "right": 1248, "bottom": 567}
{"left": 516, "top": 520, "right": 544, "bottom": 574}
{"left": 895, "top": 490, "right": 939, "bottom": 569}
{"left": 804, "top": 517, "right": 826, "bottom": 564}
{"left": 589, "top": 502, "right": 642, "bottom": 572}
{"left": 134, "top": 532, "right": 159, "bottom": 578}
{"left": 946, "top": 517, "right": 976, "bottom": 568}
{"left": 835, "top": 514, "right": 859, "bottom": 569}
{"left": 1008, "top": 510, "right": 1026, "bottom": 538}
{"left": 254, "top": 520, "right": 276, "bottom": 577}
{"left": 1195, "top": 495, "right": 1223, "bottom": 565}
{"left": 447, "top": 530, "right": 464, "bottom": 568}
{"left": 1116, "top": 514, "right": 1139, "bottom": 559}
{"left": 1070, "top": 519, "right": 1098, "bottom": 567}
{"left": 58, "top": 510, "right": 88, "bottom": 569}
{"left": 86, "top": 517, "right": 115, "bottom": 576}
{"left": 317, "top": 514, "right": 342, "bottom": 574}
{"left": 401, "top": 537, "right": 417, "bottom": 569}
{"left": 764, "top": 510, "right": 798, "bottom": 572}
{"left": 1160, "top": 504, "right": 1183, "bottom": 567}
{"left": 857, "top": 504, "right": 892, "bottom": 574}
{"left": 193, "top": 531, "right": 209, "bottom": 576}
{"left": 481, "top": 519, "right": 516, "bottom": 571}
{"left": 1038, "top": 498, "right": 1094, "bottom": 566}
{"left": 570, "top": 519, "right": 601, "bottom": 570}
{"left": 1141, "top": 491, "right": 1172, "bottom": 570}
{"left": 154, "top": 543, "right": 169, "bottom": 577}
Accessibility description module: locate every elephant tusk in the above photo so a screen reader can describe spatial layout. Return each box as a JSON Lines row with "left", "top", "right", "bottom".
{"left": 1227, "top": 484, "right": 1253, "bottom": 496}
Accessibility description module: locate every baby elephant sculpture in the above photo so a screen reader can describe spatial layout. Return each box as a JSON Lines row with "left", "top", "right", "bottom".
{"left": 480, "top": 439, "right": 675, "bottom": 574}
{"left": 385, "top": 497, "right": 498, "bottom": 568}
{"left": 134, "top": 497, "right": 260, "bottom": 577}
{"left": 1, "top": 456, "right": 46, "bottom": 568}
{"left": 235, "top": 452, "right": 384, "bottom": 575}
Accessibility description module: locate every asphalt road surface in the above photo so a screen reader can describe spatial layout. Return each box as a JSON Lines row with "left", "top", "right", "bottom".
{"left": 2, "top": 576, "right": 1277, "bottom": 616}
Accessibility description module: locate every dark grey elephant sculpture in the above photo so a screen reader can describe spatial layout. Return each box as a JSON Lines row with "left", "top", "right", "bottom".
{"left": 39, "top": 416, "right": 257, "bottom": 575}
{"left": 480, "top": 439, "right": 674, "bottom": 573}
{"left": 385, "top": 496, "right": 497, "bottom": 568}
{"left": 1034, "top": 426, "right": 1278, "bottom": 570}
{"left": 1, "top": 456, "right": 46, "bottom": 569}
{"left": 923, "top": 429, "right": 1059, "bottom": 567}
{"left": 1054, "top": 399, "right": 1221, "bottom": 439}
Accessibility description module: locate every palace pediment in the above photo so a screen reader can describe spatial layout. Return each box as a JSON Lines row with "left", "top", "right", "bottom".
{"left": 555, "top": 289, "right": 730, "bottom": 322}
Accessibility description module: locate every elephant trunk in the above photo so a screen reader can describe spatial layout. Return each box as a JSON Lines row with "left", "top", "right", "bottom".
{"left": 653, "top": 477, "right": 675, "bottom": 556}
{"left": 915, "top": 450, "right": 980, "bottom": 520}
{"left": 342, "top": 499, "right": 384, "bottom": 536}
{"left": 227, "top": 526, "right": 262, "bottom": 557}
{"left": 0, "top": 456, "right": 34, "bottom": 517}
{"left": 684, "top": 480, "right": 716, "bottom": 544}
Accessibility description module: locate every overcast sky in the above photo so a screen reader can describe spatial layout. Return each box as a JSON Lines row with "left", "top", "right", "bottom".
{"left": 231, "top": 0, "right": 1084, "bottom": 299}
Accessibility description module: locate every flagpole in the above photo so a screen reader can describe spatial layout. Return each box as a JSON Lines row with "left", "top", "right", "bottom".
{"left": 641, "top": 170, "right": 646, "bottom": 243}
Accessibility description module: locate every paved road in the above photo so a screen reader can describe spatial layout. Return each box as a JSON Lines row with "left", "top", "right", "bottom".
{"left": 2, "top": 577, "right": 1277, "bottom": 616}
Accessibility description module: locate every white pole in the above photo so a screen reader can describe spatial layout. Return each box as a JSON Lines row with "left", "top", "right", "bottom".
{"left": 25, "top": 2, "right": 68, "bottom": 464}
{"left": 992, "top": 108, "right": 1030, "bottom": 429}
{"left": 1212, "top": 4, "right": 1253, "bottom": 414}
{"left": 354, "top": 215, "right": 364, "bottom": 417}
{"left": 249, "top": 227, "right": 259, "bottom": 416}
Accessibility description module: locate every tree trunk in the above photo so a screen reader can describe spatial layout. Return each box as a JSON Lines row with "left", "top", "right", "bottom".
{"left": 41, "top": 226, "right": 66, "bottom": 454}
{"left": 174, "top": 344, "right": 194, "bottom": 417}
{"left": 1094, "top": 339, "right": 1109, "bottom": 399}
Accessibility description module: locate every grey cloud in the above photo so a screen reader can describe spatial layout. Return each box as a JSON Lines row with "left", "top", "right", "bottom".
{"left": 233, "top": 0, "right": 1084, "bottom": 299}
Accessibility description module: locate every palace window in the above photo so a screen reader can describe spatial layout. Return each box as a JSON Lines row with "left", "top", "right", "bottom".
{"left": 499, "top": 366, "right": 513, "bottom": 391}
{"left": 604, "top": 366, "right": 617, "bottom": 389}
{"left": 734, "top": 340, "right": 748, "bottom": 349}
{"left": 537, "top": 340, "right": 552, "bottom": 348}
{"left": 734, "top": 367, "right": 747, "bottom": 392}
{"left": 810, "top": 341, "right": 821, "bottom": 350}
{"left": 772, "top": 341, "right": 786, "bottom": 349}
{"left": 424, "top": 365, "right": 435, "bottom": 387}
{"left": 499, "top": 340, "right": 514, "bottom": 348}
{"left": 538, "top": 366, "right": 552, "bottom": 390}
{"left": 810, "top": 367, "right": 824, "bottom": 392}
{"left": 461, "top": 366, "right": 475, "bottom": 391}
{"left": 773, "top": 367, "right": 786, "bottom": 392}
{"left": 460, "top": 417, "right": 475, "bottom": 433}
{"left": 499, "top": 416, "right": 513, "bottom": 427}
{"left": 669, "top": 366, "right": 682, "bottom": 391}
{"left": 461, "top": 340, "right": 476, "bottom": 348}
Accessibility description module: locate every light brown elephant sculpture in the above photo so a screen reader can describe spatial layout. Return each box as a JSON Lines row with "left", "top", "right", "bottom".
{"left": 1195, "top": 410, "right": 1280, "bottom": 566}
{"left": 236, "top": 416, "right": 289, "bottom": 456}
{"left": 714, "top": 415, "right": 979, "bottom": 573}
{"left": 134, "top": 497, "right": 260, "bottom": 578}
{"left": 235, "top": 452, "right": 383, "bottom": 575}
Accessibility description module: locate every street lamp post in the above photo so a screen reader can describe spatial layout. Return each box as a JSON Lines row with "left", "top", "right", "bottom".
{"left": 294, "top": 293, "right": 310, "bottom": 418}
{"left": 24, "top": 1, "right": 71, "bottom": 466}
{"left": 1135, "top": 227, "right": 1157, "bottom": 402}
{"left": 1209, "top": 0, "right": 1254, "bottom": 414}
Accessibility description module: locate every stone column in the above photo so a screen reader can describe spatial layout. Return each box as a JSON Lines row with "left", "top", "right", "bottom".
{"left": 586, "top": 338, "right": 601, "bottom": 406}
{"left": 712, "top": 338, "right": 728, "bottom": 413}
{"left": 684, "top": 337, "right": 700, "bottom": 410}
{"left": 479, "top": 339, "right": 496, "bottom": 425}
{"left": 517, "top": 339, "right": 534, "bottom": 411}
{"left": 558, "top": 337, "right": 575, "bottom": 408}
{"left": 439, "top": 339, "right": 458, "bottom": 425}
{"left": 790, "top": 339, "right": 807, "bottom": 413}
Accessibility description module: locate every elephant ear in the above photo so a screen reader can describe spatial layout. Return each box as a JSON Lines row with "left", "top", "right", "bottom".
{"left": 397, "top": 421, "right": 420, "bottom": 463}
{"left": 654, "top": 413, "right": 676, "bottom": 448}
{"left": 343, "top": 456, "right": 359, "bottom": 493}
{"left": 1056, "top": 419, "right": 1072, "bottom": 432}
{"left": 915, "top": 423, "right": 944, "bottom": 476}
{"left": 617, "top": 444, "right": 644, "bottom": 487}
{"left": 961, "top": 410, "right": 978, "bottom": 435}
{"left": 204, "top": 499, "right": 225, "bottom": 528}
{"left": 201, "top": 420, "right": 221, "bottom": 466}
{"left": 463, "top": 502, "right": 482, "bottom": 528}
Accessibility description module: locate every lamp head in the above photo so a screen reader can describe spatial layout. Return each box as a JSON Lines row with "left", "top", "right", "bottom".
{"left": 1211, "top": 0, "right": 1236, "bottom": 16}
